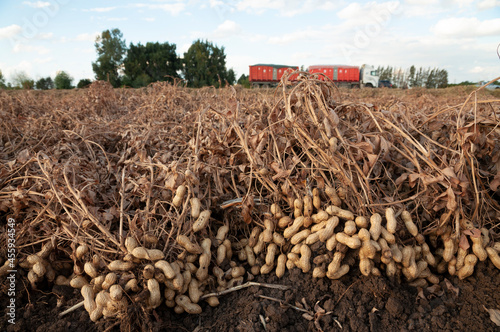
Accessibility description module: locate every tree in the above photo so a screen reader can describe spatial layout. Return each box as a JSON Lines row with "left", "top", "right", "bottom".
{"left": 237, "top": 74, "right": 250, "bottom": 88}
{"left": 408, "top": 65, "right": 416, "bottom": 88}
{"left": 77, "top": 79, "right": 92, "bottom": 88}
{"left": 35, "top": 77, "right": 54, "bottom": 90}
{"left": 183, "top": 39, "right": 231, "bottom": 88}
{"left": 92, "top": 28, "right": 126, "bottom": 87}
{"left": 226, "top": 68, "right": 236, "bottom": 85}
{"left": 54, "top": 71, "right": 74, "bottom": 89}
{"left": 12, "top": 71, "right": 34, "bottom": 89}
{"left": 123, "top": 41, "right": 181, "bottom": 87}
{"left": 436, "top": 69, "right": 448, "bottom": 88}
{"left": 0, "top": 69, "right": 6, "bottom": 89}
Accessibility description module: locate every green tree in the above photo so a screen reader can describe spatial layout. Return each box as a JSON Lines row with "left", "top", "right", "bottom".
{"left": 123, "top": 41, "right": 181, "bottom": 87}
{"left": 408, "top": 65, "right": 416, "bottom": 88}
{"left": 237, "top": 74, "right": 250, "bottom": 88}
{"left": 12, "top": 71, "right": 34, "bottom": 89}
{"left": 436, "top": 69, "right": 448, "bottom": 88}
{"left": 54, "top": 71, "right": 74, "bottom": 89}
{"left": 92, "top": 28, "right": 126, "bottom": 87}
{"left": 35, "top": 77, "right": 54, "bottom": 90}
{"left": 183, "top": 39, "right": 231, "bottom": 88}
{"left": 226, "top": 68, "right": 236, "bottom": 85}
{"left": 77, "top": 78, "right": 92, "bottom": 88}
{"left": 0, "top": 69, "right": 6, "bottom": 89}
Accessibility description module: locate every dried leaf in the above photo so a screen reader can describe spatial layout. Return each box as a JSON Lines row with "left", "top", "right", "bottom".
{"left": 443, "top": 279, "right": 459, "bottom": 297}
{"left": 302, "top": 313, "right": 314, "bottom": 321}
{"left": 484, "top": 307, "right": 500, "bottom": 327}
{"left": 459, "top": 234, "right": 470, "bottom": 250}
{"left": 17, "top": 149, "right": 30, "bottom": 164}
{"left": 490, "top": 176, "right": 500, "bottom": 191}
{"left": 463, "top": 228, "right": 481, "bottom": 238}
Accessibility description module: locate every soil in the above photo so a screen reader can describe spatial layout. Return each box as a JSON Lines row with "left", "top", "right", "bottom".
{"left": 1, "top": 261, "right": 498, "bottom": 332}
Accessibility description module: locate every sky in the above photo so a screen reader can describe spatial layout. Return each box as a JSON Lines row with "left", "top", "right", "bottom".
{"left": 0, "top": 0, "right": 499, "bottom": 86}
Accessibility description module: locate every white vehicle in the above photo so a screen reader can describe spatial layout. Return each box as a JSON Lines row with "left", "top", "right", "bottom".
{"left": 360, "top": 64, "right": 380, "bottom": 88}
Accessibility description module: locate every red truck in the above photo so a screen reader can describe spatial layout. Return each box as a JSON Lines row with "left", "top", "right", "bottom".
{"left": 308, "top": 64, "right": 379, "bottom": 88}
{"left": 249, "top": 64, "right": 299, "bottom": 87}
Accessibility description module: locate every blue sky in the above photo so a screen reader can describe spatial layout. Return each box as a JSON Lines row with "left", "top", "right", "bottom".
{"left": 0, "top": 0, "right": 499, "bottom": 85}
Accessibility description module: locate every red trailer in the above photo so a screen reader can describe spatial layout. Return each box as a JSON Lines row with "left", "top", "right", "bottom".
{"left": 308, "top": 65, "right": 361, "bottom": 88}
{"left": 249, "top": 64, "right": 298, "bottom": 87}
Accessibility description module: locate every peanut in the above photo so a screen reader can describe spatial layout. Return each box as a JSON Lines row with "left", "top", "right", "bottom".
{"left": 486, "top": 247, "right": 500, "bottom": 269}
{"left": 75, "top": 244, "right": 89, "bottom": 260}
{"left": 147, "top": 278, "right": 161, "bottom": 308}
{"left": 442, "top": 237, "right": 456, "bottom": 262}
{"left": 344, "top": 220, "right": 357, "bottom": 236}
{"left": 325, "top": 205, "right": 354, "bottom": 220}
{"left": 369, "top": 213, "right": 382, "bottom": 241}
{"left": 325, "top": 185, "right": 342, "bottom": 206}
{"left": 262, "top": 219, "right": 274, "bottom": 243}
{"left": 312, "top": 210, "right": 329, "bottom": 223}
{"left": 299, "top": 244, "right": 312, "bottom": 273}
{"left": 177, "top": 235, "right": 202, "bottom": 254}
{"left": 294, "top": 198, "right": 303, "bottom": 218}
{"left": 172, "top": 185, "right": 187, "bottom": 208}
{"left": 312, "top": 188, "right": 321, "bottom": 210}
{"left": 248, "top": 227, "right": 261, "bottom": 247}
{"left": 192, "top": 210, "right": 211, "bottom": 233}
{"left": 402, "top": 211, "right": 418, "bottom": 237}
{"left": 81, "top": 284, "right": 97, "bottom": 315}
{"left": 190, "top": 197, "right": 201, "bottom": 219}
{"left": 336, "top": 232, "right": 361, "bottom": 249}
{"left": 188, "top": 279, "right": 201, "bottom": 304}
{"left": 125, "top": 236, "right": 139, "bottom": 253}
{"left": 303, "top": 195, "right": 313, "bottom": 217}
{"left": 385, "top": 207, "right": 397, "bottom": 234}
{"left": 326, "top": 264, "right": 349, "bottom": 280}
{"left": 355, "top": 216, "right": 369, "bottom": 229}
{"left": 271, "top": 203, "right": 284, "bottom": 219}
{"left": 283, "top": 216, "right": 305, "bottom": 239}
{"left": 276, "top": 254, "right": 287, "bottom": 278}
{"left": 457, "top": 254, "right": 477, "bottom": 280}
{"left": 471, "top": 235, "right": 487, "bottom": 261}
{"left": 291, "top": 229, "right": 311, "bottom": 245}
{"left": 265, "top": 243, "right": 278, "bottom": 266}
{"left": 278, "top": 216, "right": 292, "bottom": 228}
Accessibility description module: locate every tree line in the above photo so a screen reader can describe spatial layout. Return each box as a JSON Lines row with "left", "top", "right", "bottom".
{"left": 0, "top": 68, "right": 89, "bottom": 90}
{"left": 92, "top": 28, "right": 235, "bottom": 88}
{"left": 376, "top": 65, "right": 449, "bottom": 89}
{"left": 0, "top": 27, "right": 236, "bottom": 90}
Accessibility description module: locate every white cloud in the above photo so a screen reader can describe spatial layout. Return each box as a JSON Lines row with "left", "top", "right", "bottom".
{"left": 236, "top": 0, "right": 339, "bottom": 16}
{"left": 75, "top": 32, "right": 99, "bottom": 42}
{"left": 87, "top": 7, "right": 118, "bottom": 13}
{"left": 209, "top": 0, "right": 225, "bottom": 7}
{"left": 212, "top": 20, "right": 241, "bottom": 38}
{"left": 0, "top": 24, "right": 22, "bottom": 40}
{"left": 8, "top": 61, "right": 33, "bottom": 79}
{"left": 13, "top": 43, "right": 50, "bottom": 55}
{"left": 432, "top": 17, "right": 500, "bottom": 37}
{"left": 34, "top": 57, "right": 53, "bottom": 64}
{"left": 132, "top": 3, "right": 185, "bottom": 15}
{"left": 108, "top": 17, "right": 129, "bottom": 21}
{"left": 144, "top": 17, "right": 156, "bottom": 22}
{"left": 470, "top": 66, "right": 485, "bottom": 73}
{"left": 268, "top": 27, "right": 321, "bottom": 45}
{"left": 22, "top": 1, "right": 51, "bottom": 8}
{"left": 338, "top": 1, "right": 402, "bottom": 25}
{"left": 477, "top": 0, "right": 500, "bottom": 9}
{"left": 38, "top": 32, "right": 53, "bottom": 40}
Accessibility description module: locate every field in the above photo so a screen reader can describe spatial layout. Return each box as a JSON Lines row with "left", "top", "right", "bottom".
{"left": 1, "top": 78, "right": 500, "bottom": 332}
